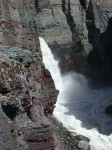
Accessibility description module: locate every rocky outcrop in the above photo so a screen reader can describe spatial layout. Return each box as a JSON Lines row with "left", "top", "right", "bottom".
{"left": 0, "top": 45, "right": 57, "bottom": 149}
{"left": 0, "top": 0, "right": 57, "bottom": 149}
{"left": 35, "top": 0, "right": 112, "bottom": 86}
{"left": 0, "top": 0, "right": 90, "bottom": 150}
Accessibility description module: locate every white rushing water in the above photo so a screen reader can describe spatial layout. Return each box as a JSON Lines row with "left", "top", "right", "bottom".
{"left": 39, "top": 37, "right": 112, "bottom": 150}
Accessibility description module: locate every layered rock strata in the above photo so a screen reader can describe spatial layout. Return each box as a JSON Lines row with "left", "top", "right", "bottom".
{"left": 36, "top": 0, "right": 112, "bottom": 86}
{"left": 36, "top": 0, "right": 90, "bottom": 74}
{"left": 0, "top": 0, "right": 90, "bottom": 150}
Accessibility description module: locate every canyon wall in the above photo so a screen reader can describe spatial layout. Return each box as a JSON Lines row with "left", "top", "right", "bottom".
{"left": 36, "top": 0, "right": 112, "bottom": 86}
{"left": 0, "top": 0, "right": 58, "bottom": 149}
{"left": 0, "top": 0, "right": 90, "bottom": 150}
{"left": 36, "top": 0, "right": 90, "bottom": 73}
{"left": 1, "top": 0, "right": 112, "bottom": 149}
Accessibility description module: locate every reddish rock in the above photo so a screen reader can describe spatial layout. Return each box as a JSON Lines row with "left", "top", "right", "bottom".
{"left": 43, "top": 68, "right": 52, "bottom": 78}
{"left": 0, "top": 1, "right": 91, "bottom": 150}
{"left": 26, "top": 129, "right": 55, "bottom": 150}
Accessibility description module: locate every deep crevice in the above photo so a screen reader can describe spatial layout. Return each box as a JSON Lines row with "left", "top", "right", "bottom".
{"left": 79, "top": 0, "right": 112, "bottom": 86}
{"left": 62, "top": 0, "right": 76, "bottom": 40}
{"left": 79, "top": 1, "right": 102, "bottom": 71}
{"left": 79, "top": 0, "right": 86, "bottom": 10}
{"left": 2, "top": 105, "right": 18, "bottom": 120}
{"left": 61, "top": 0, "right": 83, "bottom": 72}
{"left": 35, "top": 0, "right": 40, "bottom": 12}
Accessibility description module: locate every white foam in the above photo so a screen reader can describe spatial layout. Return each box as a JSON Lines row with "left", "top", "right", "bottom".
{"left": 39, "top": 37, "right": 112, "bottom": 150}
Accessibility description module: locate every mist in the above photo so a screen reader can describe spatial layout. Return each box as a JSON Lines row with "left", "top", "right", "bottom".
{"left": 39, "top": 37, "right": 112, "bottom": 150}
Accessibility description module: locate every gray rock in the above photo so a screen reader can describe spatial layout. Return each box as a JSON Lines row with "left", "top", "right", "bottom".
{"left": 0, "top": 108, "right": 13, "bottom": 150}
{"left": 77, "top": 134, "right": 90, "bottom": 142}
{"left": 0, "top": 78, "right": 12, "bottom": 95}
{"left": 78, "top": 140, "right": 90, "bottom": 150}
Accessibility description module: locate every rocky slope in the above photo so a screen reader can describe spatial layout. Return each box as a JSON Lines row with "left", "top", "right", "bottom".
{"left": 0, "top": 0, "right": 90, "bottom": 150}
{"left": 36, "top": 0, "right": 112, "bottom": 86}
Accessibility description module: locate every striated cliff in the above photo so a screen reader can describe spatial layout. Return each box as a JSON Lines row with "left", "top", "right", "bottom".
{"left": 0, "top": 0, "right": 57, "bottom": 149}
{"left": 36, "top": 0, "right": 112, "bottom": 86}
{"left": 36, "top": 0, "right": 90, "bottom": 73}
{"left": 0, "top": 0, "right": 91, "bottom": 150}
{"left": 1, "top": 0, "right": 111, "bottom": 149}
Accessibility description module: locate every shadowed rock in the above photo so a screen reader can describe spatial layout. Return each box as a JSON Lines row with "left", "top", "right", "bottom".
{"left": 106, "top": 105, "right": 112, "bottom": 115}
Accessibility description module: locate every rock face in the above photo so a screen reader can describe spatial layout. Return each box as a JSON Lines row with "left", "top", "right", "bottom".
{"left": 0, "top": 108, "right": 13, "bottom": 150}
{"left": 0, "top": 44, "right": 57, "bottom": 150}
{"left": 0, "top": 0, "right": 90, "bottom": 150}
{"left": 36, "top": 0, "right": 90, "bottom": 74}
{"left": 84, "top": 0, "right": 112, "bottom": 85}
{"left": 35, "top": 0, "right": 112, "bottom": 86}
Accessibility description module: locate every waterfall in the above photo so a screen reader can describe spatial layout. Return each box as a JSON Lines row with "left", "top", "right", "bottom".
{"left": 39, "top": 37, "right": 112, "bottom": 150}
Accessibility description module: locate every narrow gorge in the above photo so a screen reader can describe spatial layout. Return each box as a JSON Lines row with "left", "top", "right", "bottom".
{"left": 40, "top": 37, "right": 112, "bottom": 150}
{"left": 0, "top": 0, "right": 112, "bottom": 150}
